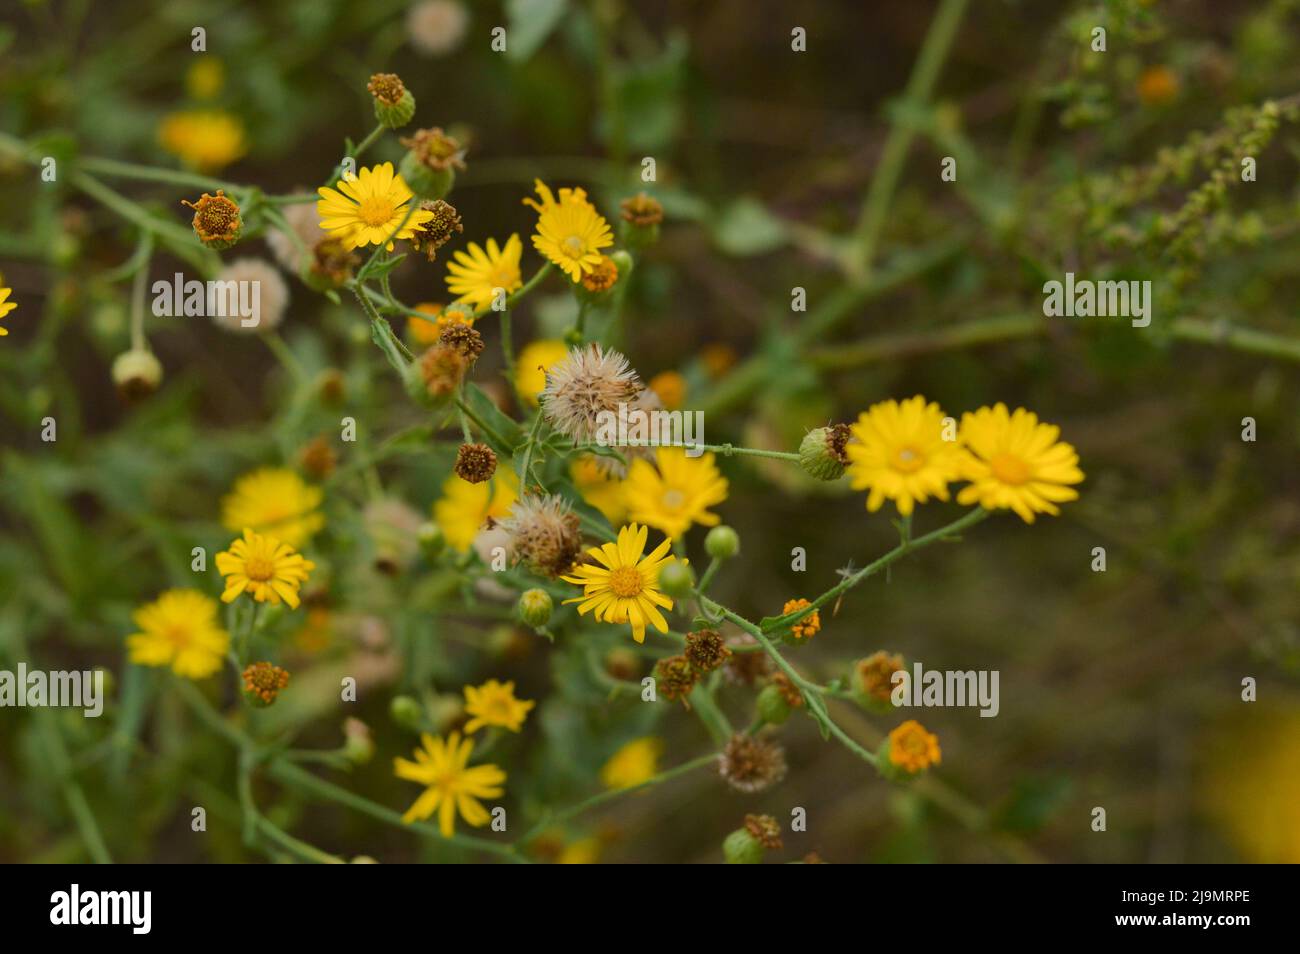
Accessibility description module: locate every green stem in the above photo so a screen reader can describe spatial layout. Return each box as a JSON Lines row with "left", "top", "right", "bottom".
{"left": 456, "top": 396, "right": 513, "bottom": 451}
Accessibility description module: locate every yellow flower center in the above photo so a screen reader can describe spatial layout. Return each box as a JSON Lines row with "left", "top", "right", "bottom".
{"left": 358, "top": 197, "right": 395, "bottom": 227}
{"left": 892, "top": 446, "right": 925, "bottom": 473}
{"left": 561, "top": 235, "right": 586, "bottom": 259}
{"left": 244, "top": 555, "right": 276, "bottom": 582}
{"left": 608, "top": 566, "right": 643, "bottom": 598}
{"left": 661, "top": 489, "right": 686, "bottom": 511}
{"left": 166, "top": 624, "right": 194, "bottom": 649}
{"left": 989, "top": 453, "right": 1031, "bottom": 485}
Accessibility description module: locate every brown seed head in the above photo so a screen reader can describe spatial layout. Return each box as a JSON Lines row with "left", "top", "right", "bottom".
{"left": 620, "top": 192, "right": 664, "bottom": 227}
{"left": 684, "top": 629, "right": 731, "bottom": 673}
{"left": 454, "top": 442, "right": 498, "bottom": 484}
{"left": 182, "top": 190, "right": 241, "bottom": 245}
{"left": 242, "top": 661, "right": 290, "bottom": 705}
{"left": 367, "top": 72, "right": 407, "bottom": 105}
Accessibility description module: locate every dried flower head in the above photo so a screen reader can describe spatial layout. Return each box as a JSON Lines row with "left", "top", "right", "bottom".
{"left": 310, "top": 236, "right": 359, "bottom": 287}
{"left": 743, "top": 814, "right": 783, "bottom": 850}
{"left": 653, "top": 654, "right": 698, "bottom": 706}
{"left": 419, "top": 342, "right": 469, "bottom": 398}
{"left": 856, "top": 651, "right": 904, "bottom": 706}
{"left": 401, "top": 127, "right": 467, "bottom": 173}
{"left": 211, "top": 258, "right": 289, "bottom": 334}
{"left": 540, "top": 344, "right": 644, "bottom": 444}
{"left": 182, "top": 190, "right": 241, "bottom": 248}
{"left": 299, "top": 436, "right": 338, "bottom": 480}
{"left": 242, "top": 661, "right": 290, "bottom": 705}
{"left": 782, "top": 598, "right": 821, "bottom": 641}
{"left": 439, "top": 321, "right": 483, "bottom": 360}
{"left": 620, "top": 192, "right": 664, "bottom": 227}
{"left": 718, "top": 734, "right": 787, "bottom": 793}
{"left": 723, "top": 633, "right": 772, "bottom": 686}
{"left": 499, "top": 493, "right": 584, "bottom": 578}
{"left": 684, "top": 629, "right": 731, "bottom": 673}
{"left": 408, "top": 199, "right": 464, "bottom": 261}
{"left": 580, "top": 254, "right": 619, "bottom": 293}
{"left": 368, "top": 72, "right": 407, "bottom": 106}
{"left": 407, "top": 0, "right": 469, "bottom": 57}
{"left": 454, "top": 443, "right": 498, "bottom": 484}
{"left": 771, "top": 672, "right": 805, "bottom": 709}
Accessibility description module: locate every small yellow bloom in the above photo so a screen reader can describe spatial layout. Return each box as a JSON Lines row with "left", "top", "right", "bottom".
{"left": 394, "top": 731, "right": 506, "bottom": 836}
{"left": 888, "top": 720, "right": 941, "bottom": 774}
{"left": 126, "top": 589, "right": 231, "bottom": 679}
{"left": 316, "top": 162, "right": 434, "bottom": 251}
{"left": 570, "top": 454, "right": 627, "bottom": 524}
{"left": 601, "top": 736, "right": 663, "bottom": 790}
{"left": 220, "top": 467, "right": 324, "bottom": 549}
{"left": 557, "top": 836, "right": 602, "bottom": 864}
{"left": 623, "top": 447, "right": 728, "bottom": 540}
{"left": 781, "top": 598, "right": 820, "bottom": 641}
{"left": 158, "top": 109, "right": 247, "bottom": 172}
{"left": 433, "top": 469, "right": 518, "bottom": 552}
{"left": 408, "top": 302, "right": 472, "bottom": 347}
{"left": 215, "top": 528, "right": 316, "bottom": 609}
{"left": 561, "top": 523, "right": 677, "bottom": 643}
{"left": 0, "top": 282, "right": 16, "bottom": 336}
{"left": 955, "top": 403, "right": 1084, "bottom": 523}
{"left": 648, "top": 370, "right": 686, "bottom": 410}
{"left": 463, "top": 678, "right": 535, "bottom": 733}
{"left": 444, "top": 235, "right": 523, "bottom": 310}
{"left": 185, "top": 57, "right": 225, "bottom": 99}
{"left": 845, "top": 395, "right": 962, "bottom": 517}
{"left": 522, "top": 180, "right": 614, "bottom": 282}
{"left": 515, "top": 338, "right": 569, "bottom": 406}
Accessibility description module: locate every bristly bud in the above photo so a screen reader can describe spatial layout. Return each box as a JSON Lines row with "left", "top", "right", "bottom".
{"left": 454, "top": 442, "right": 497, "bottom": 484}
{"left": 704, "top": 525, "right": 740, "bottom": 560}
{"left": 368, "top": 72, "right": 416, "bottom": 128}
{"left": 518, "top": 588, "right": 553, "bottom": 627}
{"left": 657, "top": 560, "right": 695, "bottom": 598}
{"left": 619, "top": 192, "right": 663, "bottom": 248}
{"left": 498, "top": 494, "right": 584, "bottom": 578}
{"left": 242, "top": 661, "right": 290, "bottom": 707}
{"left": 408, "top": 199, "right": 463, "bottom": 261}
{"left": 684, "top": 629, "right": 731, "bottom": 673}
{"left": 111, "top": 348, "right": 163, "bottom": 401}
{"left": 718, "top": 733, "right": 787, "bottom": 793}
{"left": 853, "top": 651, "right": 904, "bottom": 714}
{"left": 798, "top": 423, "right": 851, "bottom": 480}
{"left": 653, "top": 654, "right": 698, "bottom": 706}
{"left": 307, "top": 236, "right": 359, "bottom": 290}
{"left": 182, "top": 190, "right": 242, "bottom": 249}
{"left": 722, "top": 827, "right": 764, "bottom": 864}
{"left": 413, "top": 342, "right": 468, "bottom": 406}
{"left": 417, "top": 521, "right": 445, "bottom": 560}
{"left": 743, "top": 813, "right": 783, "bottom": 849}
{"left": 299, "top": 435, "right": 338, "bottom": 480}
{"left": 399, "top": 127, "right": 466, "bottom": 199}
{"left": 756, "top": 683, "right": 792, "bottom": 725}
{"left": 389, "top": 694, "right": 425, "bottom": 730}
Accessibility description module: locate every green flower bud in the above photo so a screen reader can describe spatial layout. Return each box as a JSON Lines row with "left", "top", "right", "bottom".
{"left": 111, "top": 349, "right": 163, "bottom": 401}
{"left": 368, "top": 73, "right": 415, "bottom": 129}
{"left": 756, "top": 683, "right": 792, "bottom": 725}
{"left": 798, "top": 423, "right": 851, "bottom": 481}
{"left": 399, "top": 127, "right": 466, "bottom": 200}
{"left": 399, "top": 151, "right": 454, "bottom": 201}
{"left": 417, "top": 521, "right": 445, "bottom": 560}
{"left": 722, "top": 828, "right": 764, "bottom": 864}
{"left": 704, "top": 525, "right": 740, "bottom": 560}
{"left": 518, "top": 588, "right": 553, "bottom": 627}
{"left": 389, "top": 694, "right": 424, "bottom": 730}
{"left": 657, "top": 560, "right": 695, "bottom": 598}
{"left": 342, "top": 718, "right": 375, "bottom": 765}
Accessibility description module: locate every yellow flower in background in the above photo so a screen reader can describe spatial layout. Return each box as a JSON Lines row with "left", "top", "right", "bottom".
{"left": 316, "top": 162, "right": 433, "bottom": 251}
{"left": 463, "top": 678, "right": 535, "bottom": 733}
{"left": 522, "top": 180, "right": 613, "bottom": 282}
{"left": 158, "top": 109, "right": 247, "bottom": 172}
{"left": 1137, "top": 65, "right": 1179, "bottom": 106}
{"left": 407, "top": 302, "right": 472, "bottom": 347}
{"left": 394, "top": 731, "right": 506, "bottom": 835}
{"left": 601, "top": 736, "right": 663, "bottom": 790}
{"left": 956, "top": 403, "right": 1084, "bottom": 523}
{"left": 570, "top": 454, "right": 627, "bottom": 524}
{"left": 221, "top": 467, "right": 324, "bottom": 548}
{"left": 126, "top": 589, "right": 230, "bottom": 679}
{"left": 561, "top": 523, "right": 676, "bottom": 643}
{"left": 444, "top": 235, "right": 523, "bottom": 310}
{"left": 557, "top": 836, "right": 602, "bottom": 864}
{"left": 845, "top": 395, "right": 962, "bottom": 517}
{"left": 1202, "top": 709, "right": 1300, "bottom": 863}
{"left": 888, "top": 720, "right": 941, "bottom": 774}
{"left": 185, "top": 57, "right": 225, "bottom": 99}
{"left": 0, "top": 281, "right": 16, "bottom": 336}
{"left": 648, "top": 370, "right": 686, "bottom": 410}
{"left": 781, "top": 598, "right": 820, "bottom": 641}
{"left": 215, "top": 528, "right": 316, "bottom": 609}
{"left": 623, "top": 447, "right": 728, "bottom": 540}
{"left": 433, "top": 469, "right": 518, "bottom": 552}
{"left": 515, "top": 338, "right": 568, "bottom": 406}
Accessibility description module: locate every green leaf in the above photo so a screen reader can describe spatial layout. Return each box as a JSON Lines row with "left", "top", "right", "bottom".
{"left": 505, "top": 0, "right": 569, "bottom": 63}
{"left": 358, "top": 252, "right": 407, "bottom": 282}
{"left": 463, "top": 383, "right": 523, "bottom": 453}
{"left": 711, "top": 197, "right": 789, "bottom": 256}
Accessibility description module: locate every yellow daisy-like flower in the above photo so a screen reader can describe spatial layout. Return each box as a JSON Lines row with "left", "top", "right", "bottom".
{"left": 463, "top": 678, "right": 535, "bottom": 734}
{"left": 623, "top": 447, "right": 729, "bottom": 540}
{"left": 781, "top": 598, "right": 820, "bottom": 641}
{"left": 394, "top": 731, "right": 506, "bottom": 835}
{"left": 215, "top": 528, "right": 316, "bottom": 609}
{"left": 316, "top": 162, "right": 433, "bottom": 252}
{"left": 955, "top": 403, "right": 1084, "bottom": 523}
{"left": 220, "top": 467, "right": 324, "bottom": 549}
{"left": 515, "top": 338, "right": 569, "bottom": 407}
{"left": 444, "top": 235, "right": 524, "bottom": 310}
{"left": 433, "top": 470, "right": 518, "bottom": 552}
{"left": 845, "top": 395, "right": 962, "bottom": 517}
{"left": 570, "top": 454, "right": 627, "bottom": 524}
{"left": 600, "top": 736, "right": 663, "bottom": 790}
{"left": 125, "top": 589, "right": 230, "bottom": 680}
{"left": 0, "top": 283, "right": 16, "bottom": 336}
{"left": 158, "top": 109, "right": 247, "bottom": 172}
{"left": 561, "top": 523, "right": 676, "bottom": 643}
{"left": 887, "top": 720, "right": 941, "bottom": 774}
{"left": 522, "top": 180, "right": 614, "bottom": 282}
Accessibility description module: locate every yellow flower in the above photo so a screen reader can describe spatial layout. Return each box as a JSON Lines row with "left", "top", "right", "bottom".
{"left": 408, "top": 302, "right": 472, "bottom": 347}
{"left": 463, "top": 678, "right": 535, "bottom": 733}
{"left": 845, "top": 395, "right": 962, "bottom": 517}
{"left": 444, "top": 235, "right": 523, "bottom": 310}
{"left": 158, "top": 110, "right": 247, "bottom": 172}
{"left": 185, "top": 57, "right": 225, "bottom": 99}
{"left": 888, "top": 720, "right": 941, "bottom": 773}
{"left": 220, "top": 467, "right": 324, "bottom": 549}
{"left": 648, "top": 370, "right": 686, "bottom": 410}
{"left": 601, "top": 736, "right": 663, "bottom": 790}
{"left": 316, "top": 162, "right": 433, "bottom": 251}
{"left": 215, "top": 528, "right": 316, "bottom": 609}
{"left": 0, "top": 283, "right": 16, "bottom": 336}
{"left": 623, "top": 447, "right": 728, "bottom": 540}
{"left": 570, "top": 454, "right": 627, "bottom": 524}
{"left": 515, "top": 338, "right": 569, "bottom": 406}
{"left": 394, "top": 731, "right": 506, "bottom": 835}
{"left": 781, "top": 598, "right": 820, "bottom": 641}
{"left": 522, "top": 180, "right": 613, "bottom": 282}
{"left": 561, "top": 523, "right": 676, "bottom": 643}
{"left": 557, "top": 837, "right": 602, "bottom": 864}
{"left": 126, "top": 589, "right": 230, "bottom": 679}
{"left": 1202, "top": 709, "right": 1300, "bottom": 862}
{"left": 433, "top": 470, "right": 518, "bottom": 552}
{"left": 955, "top": 403, "right": 1084, "bottom": 523}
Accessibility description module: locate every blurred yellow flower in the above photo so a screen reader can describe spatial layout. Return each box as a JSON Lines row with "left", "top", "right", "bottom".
{"left": 185, "top": 57, "right": 225, "bottom": 99}
{"left": 463, "top": 678, "right": 535, "bottom": 733}
{"left": 1202, "top": 709, "right": 1300, "bottom": 862}
{"left": 845, "top": 395, "right": 961, "bottom": 517}
{"left": 601, "top": 736, "right": 663, "bottom": 790}
{"left": 648, "top": 370, "right": 686, "bottom": 410}
{"left": 126, "top": 589, "right": 230, "bottom": 680}
{"left": 316, "top": 162, "right": 433, "bottom": 251}
{"left": 408, "top": 302, "right": 472, "bottom": 347}
{"left": 623, "top": 447, "right": 728, "bottom": 540}
{"left": 0, "top": 282, "right": 15, "bottom": 336}
{"left": 220, "top": 467, "right": 324, "bottom": 548}
{"left": 570, "top": 454, "right": 627, "bottom": 524}
{"left": 522, "top": 180, "right": 613, "bottom": 282}
{"left": 444, "top": 235, "right": 523, "bottom": 310}
{"left": 433, "top": 469, "right": 518, "bottom": 552}
{"left": 394, "top": 731, "right": 506, "bottom": 835}
{"left": 1137, "top": 65, "right": 1179, "bottom": 105}
{"left": 956, "top": 403, "right": 1084, "bottom": 523}
{"left": 561, "top": 523, "right": 676, "bottom": 643}
{"left": 558, "top": 836, "right": 602, "bottom": 864}
{"left": 515, "top": 338, "right": 569, "bottom": 406}
{"left": 215, "top": 528, "right": 316, "bottom": 609}
{"left": 158, "top": 109, "right": 247, "bottom": 172}
{"left": 888, "top": 720, "right": 941, "bottom": 773}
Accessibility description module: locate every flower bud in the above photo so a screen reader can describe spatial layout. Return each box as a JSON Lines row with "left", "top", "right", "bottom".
{"left": 704, "top": 525, "right": 740, "bottom": 560}
{"left": 518, "top": 588, "right": 553, "bottom": 627}
{"left": 418, "top": 521, "right": 445, "bottom": 559}
{"left": 756, "top": 683, "right": 792, "bottom": 725}
{"left": 342, "top": 717, "right": 374, "bottom": 765}
{"left": 111, "top": 348, "right": 163, "bottom": 401}
{"left": 368, "top": 73, "right": 416, "bottom": 129}
{"left": 722, "top": 828, "right": 764, "bottom": 865}
{"left": 619, "top": 192, "right": 663, "bottom": 249}
{"left": 798, "top": 423, "right": 851, "bottom": 481}
{"left": 182, "top": 190, "right": 242, "bottom": 249}
{"left": 657, "top": 560, "right": 695, "bottom": 598}
{"left": 241, "top": 662, "right": 290, "bottom": 707}
{"left": 575, "top": 254, "right": 620, "bottom": 305}
{"left": 399, "top": 127, "right": 466, "bottom": 199}
{"left": 389, "top": 694, "right": 424, "bottom": 730}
